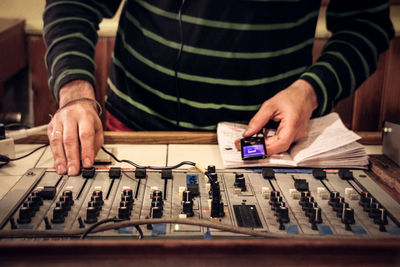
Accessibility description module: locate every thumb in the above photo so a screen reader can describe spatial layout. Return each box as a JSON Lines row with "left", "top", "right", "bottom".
{"left": 243, "top": 102, "right": 274, "bottom": 137}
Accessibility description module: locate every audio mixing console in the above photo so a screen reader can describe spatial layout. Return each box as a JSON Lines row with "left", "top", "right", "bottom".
{"left": 0, "top": 166, "right": 400, "bottom": 239}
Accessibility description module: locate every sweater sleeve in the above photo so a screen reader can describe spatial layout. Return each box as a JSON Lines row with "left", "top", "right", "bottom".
{"left": 300, "top": 0, "right": 394, "bottom": 117}
{"left": 43, "top": 0, "right": 122, "bottom": 102}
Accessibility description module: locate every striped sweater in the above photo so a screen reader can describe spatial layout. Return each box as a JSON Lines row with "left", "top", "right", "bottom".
{"left": 43, "top": 0, "right": 394, "bottom": 131}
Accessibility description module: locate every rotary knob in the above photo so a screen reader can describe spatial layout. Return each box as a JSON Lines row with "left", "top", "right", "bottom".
{"left": 302, "top": 196, "right": 314, "bottom": 211}
{"left": 56, "top": 201, "right": 69, "bottom": 216}
{"left": 88, "top": 200, "right": 101, "bottom": 214}
{"left": 122, "top": 188, "right": 133, "bottom": 197}
{"left": 299, "top": 191, "right": 311, "bottom": 206}
{"left": 342, "top": 207, "right": 355, "bottom": 231}
{"left": 374, "top": 208, "right": 388, "bottom": 225}
{"left": 84, "top": 206, "right": 98, "bottom": 224}
{"left": 272, "top": 196, "right": 283, "bottom": 211}
{"left": 152, "top": 190, "right": 163, "bottom": 199}
{"left": 51, "top": 206, "right": 65, "bottom": 224}
{"left": 336, "top": 202, "right": 349, "bottom": 218}
{"left": 150, "top": 206, "right": 163, "bottom": 218}
{"left": 277, "top": 206, "right": 290, "bottom": 224}
{"left": 274, "top": 201, "right": 286, "bottom": 217}
{"left": 91, "top": 195, "right": 103, "bottom": 208}
{"left": 92, "top": 190, "right": 104, "bottom": 205}
{"left": 17, "top": 207, "right": 32, "bottom": 224}
{"left": 359, "top": 191, "right": 370, "bottom": 207}
{"left": 118, "top": 202, "right": 131, "bottom": 220}
{"left": 328, "top": 191, "right": 340, "bottom": 206}
{"left": 269, "top": 191, "right": 280, "bottom": 206}
{"left": 333, "top": 196, "right": 345, "bottom": 212}
{"left": 309, "top": 207, "right": 323, "bottom": 230}
{"left": 305, "top": 202, "right": 318, "bottom": 218}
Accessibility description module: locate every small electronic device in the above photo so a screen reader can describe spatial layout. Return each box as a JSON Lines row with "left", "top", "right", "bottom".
{"left": 240, "top": 136, "right": 267, "bottom": 160}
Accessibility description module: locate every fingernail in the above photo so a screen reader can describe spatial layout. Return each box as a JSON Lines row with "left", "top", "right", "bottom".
{"left": 83, "top": 157, "right": 91, "bottom": 167}
{"left": 243, "top": 127, "right": 253, "bottom": 136}
{"left": 68, "top": 166, "right": 76, "bottom": 175}
{"left": 57, "top": 164, "right": 66, "bottom": 174}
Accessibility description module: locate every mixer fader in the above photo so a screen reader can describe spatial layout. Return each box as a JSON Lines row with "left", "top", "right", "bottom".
{"left": 0, "top": 166, "right": 399, "bottom": 239}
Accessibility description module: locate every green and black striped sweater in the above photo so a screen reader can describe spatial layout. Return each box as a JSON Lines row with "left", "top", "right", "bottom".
{"left": 43, "top": 0, "right": 394, "bottom": 131}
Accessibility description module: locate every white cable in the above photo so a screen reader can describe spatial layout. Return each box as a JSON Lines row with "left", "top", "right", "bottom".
{"left": 6, "top": 125, "right": 48, "bottom": 140}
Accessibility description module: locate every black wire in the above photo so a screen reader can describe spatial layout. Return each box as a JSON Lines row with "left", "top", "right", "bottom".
{"left": 10, "top": 144, "right": 49, "bottom": 161}
{"left": 101, "top": 146, "right": 196, "bottom": 170}
{"left": 174, "top": 0, "right": 186, "bottom": 127}
{"left": 81, "top": 217, "right": 125, "bottom": 239}
{"left": 0, "top": 143, "right": 49, "bottom": 168}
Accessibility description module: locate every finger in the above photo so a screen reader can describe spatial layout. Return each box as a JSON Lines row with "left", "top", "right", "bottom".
{"left": 48, "top": 119, "right": 67, "bottom": 174}
{"left": 266, "top": 119, "right": 296, "bottom": 156}
{"left": 63, "top": 118, "right": 80, "bottom": 176}
{"left": 243, "top": 102, "right": 274, "bottom": 137}
{"left": 79, "top": 119, "right": 96, "bottom": 168}
{"left": 234, "top": 138, "right": 241, "bottom": 151}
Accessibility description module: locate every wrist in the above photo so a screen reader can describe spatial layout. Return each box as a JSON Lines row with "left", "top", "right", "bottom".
{"left": 292, "top": 79, "right": 318, "bottom": 112}
{"left": 59, "top": 80, "right": 95, "bottom": 106}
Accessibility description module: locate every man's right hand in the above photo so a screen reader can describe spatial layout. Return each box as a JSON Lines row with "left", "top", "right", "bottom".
{"left": 47, "top": 80, "right": 104, "bottom": 176}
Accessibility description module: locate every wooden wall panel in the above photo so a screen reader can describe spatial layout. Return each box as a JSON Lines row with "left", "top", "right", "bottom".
{"left": 381, "top": 37, "right": 400, "bottom": 125}
{"left": 28, "top": 35, "right": 58, "bottom": 126}
{"left": 351, "top": 53, "right": 387, "bottom": 131}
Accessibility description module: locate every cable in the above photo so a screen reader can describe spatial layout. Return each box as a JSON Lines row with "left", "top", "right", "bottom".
{"left": 0, "top": 143, "right": 49, "bottom": 168}
{"left": 173, "top": 0, "right": 186, "bottom": 127}
{"left": 9, "top": 144, "right": 49, "bottom": 161}
{"left": 101, "top": 146, "right": 196, "bottom": 170}
{"left": 5, "top": 123, "right": 31, "bottom": 130}
{"left": 0, "top": 218, "right": 377, "bottom": 240}
{"left": 80, "top": 217, "right": 139, "bottom": 240}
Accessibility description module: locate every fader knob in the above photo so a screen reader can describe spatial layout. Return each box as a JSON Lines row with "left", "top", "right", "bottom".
{"left": 17, "top": 207, "right": 32, "bottom": 224}
{"left": 84, "top": 207, "right": 98, "bottom": 224}
{"left": 51, "top": 206, "right": 65, "bottom": 224}
{"left": 306, "top": 202, "right": 318, "bottom": 217}
{"left": 234, "top": 173, "right": 246, "bottom": 191}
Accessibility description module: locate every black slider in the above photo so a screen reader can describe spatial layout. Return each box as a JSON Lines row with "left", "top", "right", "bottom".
{"left": 234, "top": 173, "right": 246, "bottom": 191}
{"left": 207, "top": 165, "right": 216, "bottom": 174}
{"left": 109, "top": 167, "right": 122, "bottom": 179}
{"left": 82, "top": 167, "right": 95, "bottom": 178}
{"left": 78, "top": 216, "right": 85, "bottom": 228}
{"left": 44, "top": 216, "right": 52, "bottom": 230}
{"left": 9, "top": 217, "right": 17, "bottom": 229}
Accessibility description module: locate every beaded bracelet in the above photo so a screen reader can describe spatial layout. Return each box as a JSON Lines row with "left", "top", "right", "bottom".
{"left": 50, "top": 97, "right": 102, "bottom": 118}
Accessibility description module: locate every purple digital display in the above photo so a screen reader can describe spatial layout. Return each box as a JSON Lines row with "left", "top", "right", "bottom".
{"left": 242, "top": 144, "right": 265, "bottom": 158}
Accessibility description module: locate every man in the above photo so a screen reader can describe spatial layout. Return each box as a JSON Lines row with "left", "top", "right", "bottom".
{"left": 43, "top": 0, "right": 394, "bottom": 176}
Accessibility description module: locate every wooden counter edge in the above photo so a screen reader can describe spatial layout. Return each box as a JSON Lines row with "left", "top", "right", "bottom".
{"left": 14, "top": 131, "right": 382, "bottom": 145}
